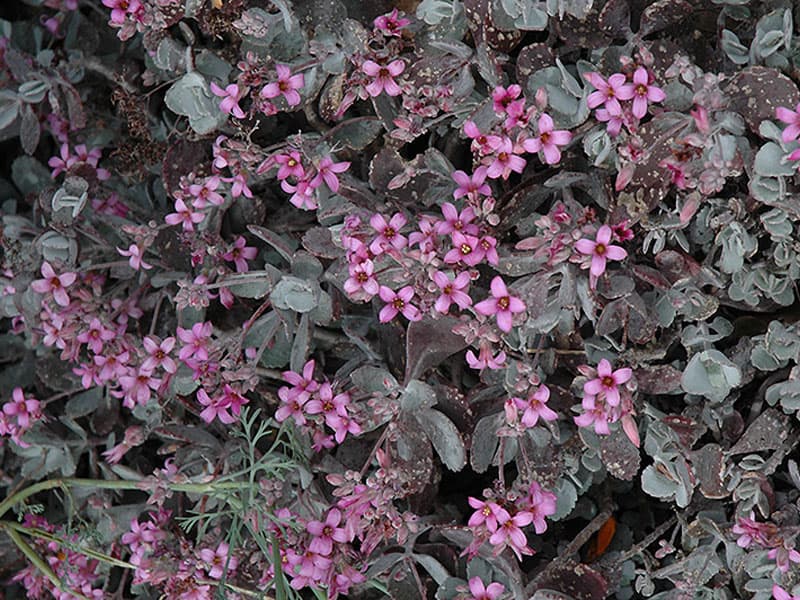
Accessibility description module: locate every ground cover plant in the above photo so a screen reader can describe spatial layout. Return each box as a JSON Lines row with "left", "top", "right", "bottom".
{"left": 2, "top": 0, "right": 800, "bottom": 598}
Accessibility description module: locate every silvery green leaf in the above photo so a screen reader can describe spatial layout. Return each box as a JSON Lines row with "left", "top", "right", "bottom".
{"left": 400, "top": 380, "right": 437, "bottom": 411}
{"left": 417, "top": 0, "right": 459, "bottom": 25}
{"left": 412, "top": 554, "right": 450, "bottom": 585}
{"left": 749, "top": 174, "right": 785, "bottom": 205}
{"left": 757, "top": 29, "right": 785, "bottom": 57}
{"left": 289, "top": 313, "right": 311, "bottom": 373}
{"left": 754, "top": 142, "right": 796, "bottom": 177}
{"left": 681, "top": 350, "right": 741, "bottom": 402}
{"left": 760, "top": 208, "right": 793, "bottom": 239}
{"left": 184, "top": 0, "right": 204, "bottom": 17}
{"left": 270, "top": 276, "right": 318, "bottom": 312}
{"left": 39, "top": 230, "right": 78, "bottom": 264}
{"left": 515, "top": 1, "right": 549, "bottom": 30}
{"left": 154, "top": 37, "right": 185, "bottom": 72}
{"left": 470, "top": 412, "right": 502, "bottom": 473}
{"left": 0, "top": 95, "right": 19, "bottom": 130}
{"left": 349, "top": 365, "right": 398, "bottom": 394}
{"left": 18, "top": 79, "right": 49, "bottom": 104}
{"left": 549, "top": 477, "right": 577, "bottom": 520}
{"left": 415, "top": 408, "right": 466, "bottom": 471}
{"left": 721, "top": 29, "right": 749, "bottom": 64}
{"left": 164, "top": 71, "right": 227, "bottom": 134}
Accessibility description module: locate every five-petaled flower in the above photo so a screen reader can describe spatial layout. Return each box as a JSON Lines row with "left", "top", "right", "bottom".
{"left": 575, "top": 225, "right": 628, "bottom": 284}
{"left": 583, "top": 359, "right": 632, "bottom": 407}
{"left": 210, "top": 82, "right": 248, "bottom": 119}
{"left": 776, "top": 103, "right": 800, "bottom": 143}
{"left": 585, "top": 72, "right": 634, "bottom": 115}
{"left": 378, "top": 285, "right": 422, "bottom": 322}
{"left": 370, "top": 212, "right": 408, "bottom": 254}
{"left": 473, "top": 276, "right": 526, "bottom": 333}
{"left": 260, "top": 64, "right": 304, "bottom": 107}
{"left": 31, "top": 261, "right": 77, "bottom": 307}
{"left": 467, "top": 576, "right": 505, "bottom": 600}
{"left": 117, "top": 244, "right": 152, "bottom": 270}
{"left": 513, "top": 384, "right": 558, "bottom": 427}
{"left": 362, "top": 59, "right": 405, "bottom": 97}
{"left": 523, "top": 113, "right": 573, "bottom": 165}
{"left": 432, "top": 271, "right": 472, "bottom": 314}
{"left": 630, "top": 66, "right": 666, "bottom": 119}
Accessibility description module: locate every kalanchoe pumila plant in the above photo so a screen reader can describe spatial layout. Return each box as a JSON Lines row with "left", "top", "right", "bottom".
{"left": 3, "top": 1, "right": 800, "bottom": 599}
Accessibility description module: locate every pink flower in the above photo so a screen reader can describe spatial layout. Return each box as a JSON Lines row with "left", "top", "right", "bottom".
{"left": 260, "top": 64, "right": 304, "bottom": 107}
{"left": 444, "top": 231, "right": 483, "bottom": 266}
{"left": 452, "top": 167, "right": 491, "bottom": 202}
{"left": 513, "top": 384, "right": 557, "bottom": 427}
{"left": 94, "top": 349, "right": 130, "bottom": 382}
{"left": 583, "top": 359, "right": 632, "bottom": 407}
{"left": 523, "top": 113, "right": 572, "bottom": 165}
{"left": 575, "top": 225, "right": 628, "bottom": 281}
{"left": 522, "top": 481, "right": 557, "bottom": 534}
{"left": 585, "top": 72, "right": 634, "bottom": 115}
{"left": 189, "top": 176, "right": 225, "bottom": 207}
{"left": 432, "top": 271, "right": 472, "bottom": 314}
{"left": 197, "top": 388, "right": 235, "bottom": 424}
{"left": 464, "top": 120, "right": 494, "bottom": 155}
{"left": 373, "top": 9, "right": 410, "bottom": 36}
{"left": 222, "top": 236, "right": 258, "bottom": 273}
{"left": 436, "top": 202, "right": 479, "bottom": 236}
{"left": 362, "top": 59, "right": 405, "bottom": 97}
{"left": 466, "top": 344, "right": 506, "bottom": 371}
{"left": 596, "top": 107, "right": 625, "bottom": 137}
{"left": 307, "top": 509, "right": 348, "bottom": 556}
{"left": 281, "top": 359, "right": 319, "bottom": 403}
{"left": 199, "top": 541, "right": 238, "bottom": 580}
{"left": 489, "top": 511, "right": 534, "bottom": 560}
{"left": 311, "top": 156, "right": 350, "bottom": 193}
{"left": 630, "top": 67, "right": 666, "bottom": 119}
{"left": 117, "top": 244, "right": 152, "bottom": 270}
{"left": 76, "top": 318, "right": 116, "bottom": 354}
{"left": 117, "top": 367, "right": 161, "bottom": 409}
{"left": 101, "top": 0, "right": 141, "bottom": 25}
{"left": 210, "top": 82, "right": 247, "bottom": 119}
{"left": 4, "top": 388, "right": 41, "bottom": 430}
{"left": 141, "top": 335, "right": 177, "bottom": 374}
{"left": 378, "top": 285, "right": 421, "bottom": 322}
{"left": 473, "top": 276, "right": 526, "bottom": 333}
{"left": 776, "top": 103, "right": 800, "bottom": 143}
{"left": 485, "top": 137, "right": 526, "bottom": 179}
{"left": 31, "top": 261, "right": 77, "bottom": 307}
{"left": 369, "top": 212, "right": 408, "bottom": 254}
{"left": 305, "top": 384, "right": 350, "bottom": 429}
{"left": 47, "top": 143, "right": 76, "bottom": 177}
{"left": 275, "top": 151, "right": 305, "bottom": 180}
{"left": 768, "top": 543, "right": 800, "bottom": 573}
{"left": 275, "top": 386, "right": 308, "bottom": 425}
{"left": 478, "top": 235, "right": 499, "bottom": 266}
{"left": 467, "top": 577, "right": 505, "bottom": 600}
{"left": 773, "top": 585, "right": 800, "bottom": 600}
{"left": 467, "top": 497, "right": 509, "bottom": 532}
{"left": 165, "top": 197, "right": 204, "bottom": 231}
{"left": 491, "top": 84, "right": 522, "bottom": 114}
{"left": 176, "top": 322, "right": 212, "bottom": 362}
{"left": 574, "top": 395, "right": 611, "bottom": 435}
{"left": 284, "top": 179, "right": 319, "bottom": 211}
{"left": 344, "top": 259, "right": 380, "bottom": 298}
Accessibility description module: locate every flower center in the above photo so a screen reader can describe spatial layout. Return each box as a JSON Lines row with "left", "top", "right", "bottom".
{"left": 460, "top": 243, "right": 472, "bottom": 255}
{"left": 443, "top": 284, "right": 453, "bottom": 294}
{"left": 323, "top": 525, "right": 333, "bottom": 536}
{"left": 279, "top": 80, "right": 289, "bottom": 92}
{"left": 323, "top": 400, "right": 333, "bottom": 411}
{"left": 482, "top": 506, "right": 492, "bottom": 516}
{"left": 540, "top": 132, "right": 551, "bottom": 144}
{"left": 498, "top": 151, "right": 508, "bottom": 162}
{"left": 497, "top": 296, "right": 510, "bottom": 310}
{"left": 383, "top": 227, "right": 395, "bottom": 239}
{"left": 606, "top": 88, "right": 616, "bottom": 98}
{"left": 287, "top": 158, "right": 297, "bottom": 167}
{"left": 595, "top": 243, "right": 606, "bottom": 256}
{"left": 392, "top": 298, "right": 405, "bottom": 309}
{"left": 379, "top": 67, "right": 390, "bottom": 78}
{"left": 50, "top": 277, "right": 61, "bottom": 288}
{"left": 636, "top": 84, "right": 647, "bottom": 96}
{"left": 601, "top": 376, "right": 615, "bottom": 388}
{"left": 356, "top": 272, "right": 368, "bottom": 283}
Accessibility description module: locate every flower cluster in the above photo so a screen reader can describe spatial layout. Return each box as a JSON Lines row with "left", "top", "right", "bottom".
{"left": 466, "top": 481, "right": 557, "bottom": 560}
{"left": 275, "top": 360, "right": 361, "bottom": 448}
{"left": 0, "top": 388, "right": 42, "bottom": 447}
{"left": 585, "top": 66, "right": 666, "bottom": 136}
{"left": 574, "top": 359, "right": 639, "bottom": 447}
